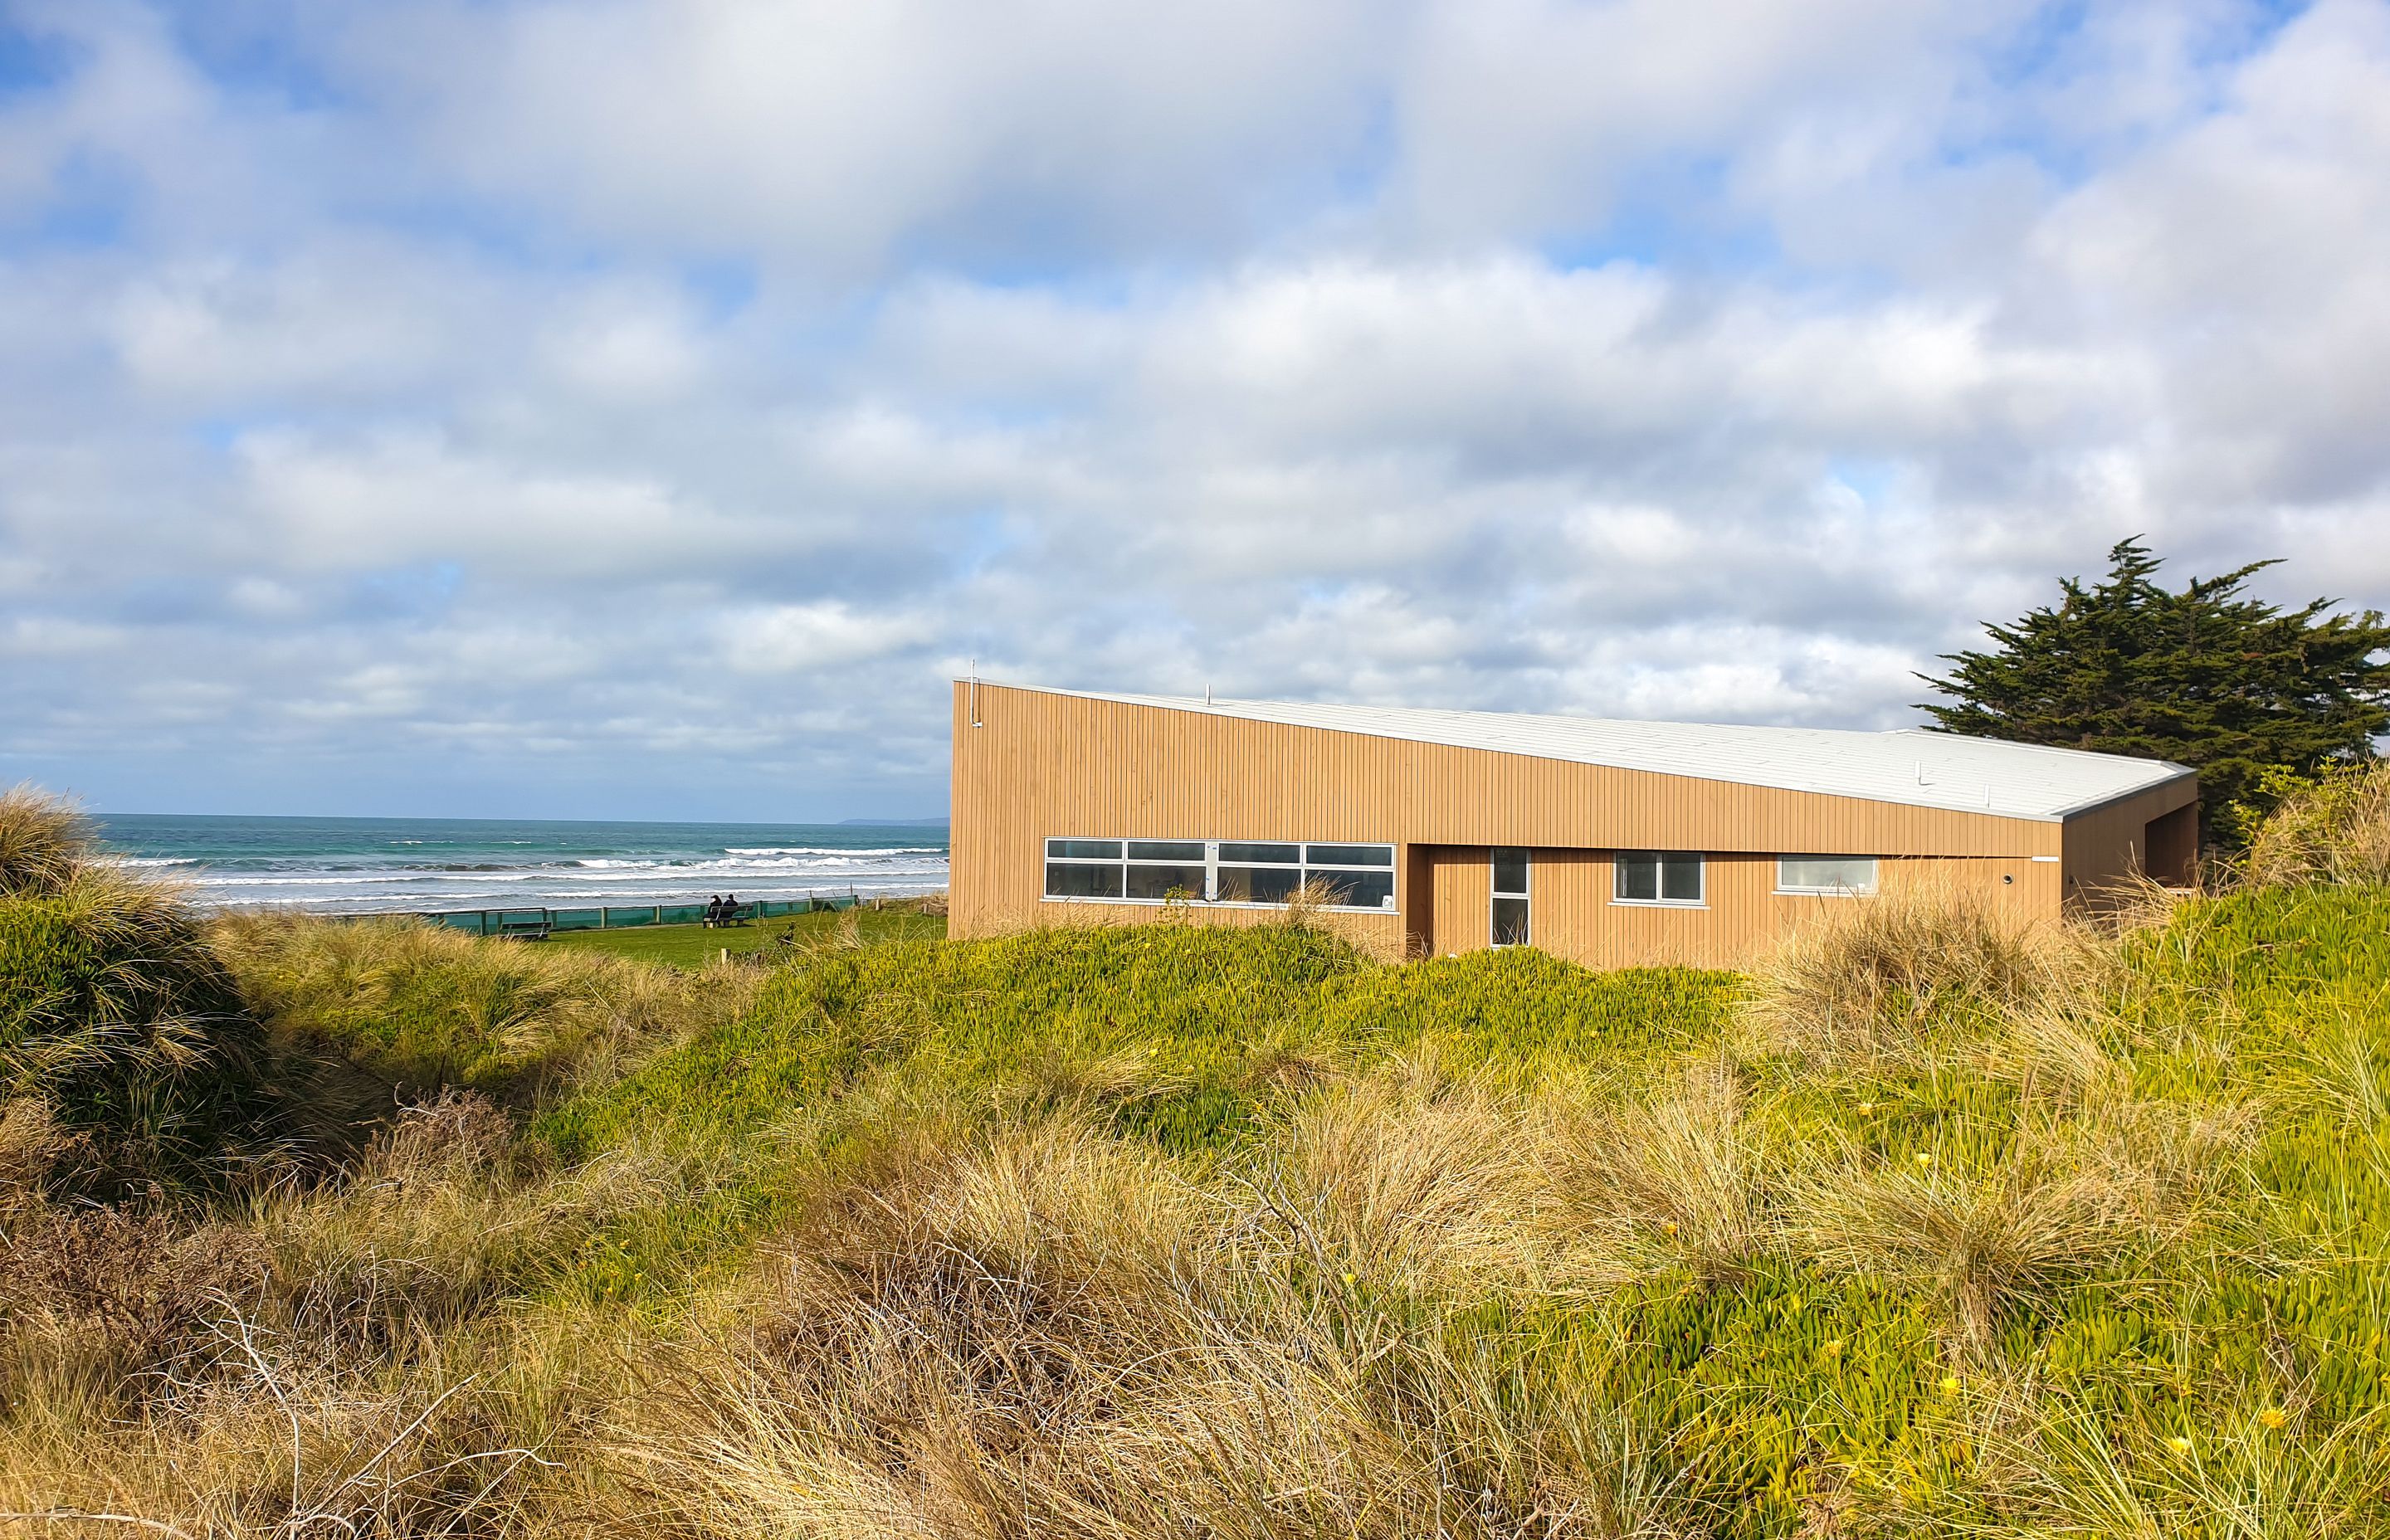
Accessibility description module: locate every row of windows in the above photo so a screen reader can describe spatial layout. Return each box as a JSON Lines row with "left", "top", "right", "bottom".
{"left": 1043, "top": 839, "right": 1397, "bottom": 910}
{"left": 1493, "top": 852, "right": 1880, "bottom": 947}
{"left": 1607, "top": 852, "right": 1880, "bottom": 904}
{"left": 1041, "top": 841, "right": 1882, "bottom": 922}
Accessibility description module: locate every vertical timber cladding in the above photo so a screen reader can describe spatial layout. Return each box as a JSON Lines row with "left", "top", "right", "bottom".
{"left": 1422, "top": 850, "right": 2056, "bottom": 969}
{"left": 953, "top": 682, "right": 2110, "bottom": 962}
{"left": 2061, "top": 777, "right": 2203, "bottom": 908}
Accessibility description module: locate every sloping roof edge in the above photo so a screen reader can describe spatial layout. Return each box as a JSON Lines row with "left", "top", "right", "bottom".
{"left": 968, "top": 681, "right": 2197, "bottom": 824}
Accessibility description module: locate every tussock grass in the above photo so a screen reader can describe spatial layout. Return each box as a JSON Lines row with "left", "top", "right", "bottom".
{"left": 1543, "top": 1055, "right": 1768, "bottom": 1286}
{"left": 0, "top": 1315, "right": 555, "bottom": 1538}
{"left": 1, "top": 792, "right": 286, "bottom": 1193}
{"left": 1932, "top": 1379, "right": 2390, "bottom": 1538}
{"left": 2242, "top": 763, "right": 2390, "bottom": 889}
{"left": 1741, "top": 875, "right": 2100, "bottom": 1065}
{"left": 211, "top": 910, "right": 753, "bottom": 1103}
{"left": 0, "top": 783, "right": 90, "bottom": 899}
{"left": 606, "top": 1112, "right": 1711, "bottom": 1539}
{"left": 1267, "top": 1065, "right": 1579, "bottom": 1298}
{"left": 1781, "top": 1100, "right": 2251, "bottom": 1355}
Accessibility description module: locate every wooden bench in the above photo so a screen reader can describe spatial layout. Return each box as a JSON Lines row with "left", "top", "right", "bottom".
{"left": 495, "top": 909, "right": 553, "bottom": 941}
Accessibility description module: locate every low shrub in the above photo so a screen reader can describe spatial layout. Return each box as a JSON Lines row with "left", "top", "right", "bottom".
{"left": 0, "top": 792, "right": 286, "bottom": 1193}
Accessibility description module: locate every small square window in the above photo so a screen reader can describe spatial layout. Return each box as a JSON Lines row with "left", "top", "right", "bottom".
{"left": 1615, "top": 851, "right": 1704, "bottom": 905}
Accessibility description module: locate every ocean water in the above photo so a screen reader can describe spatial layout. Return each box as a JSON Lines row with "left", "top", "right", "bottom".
{"left": 90, "top": 813, "right": 949, "bottom": 914}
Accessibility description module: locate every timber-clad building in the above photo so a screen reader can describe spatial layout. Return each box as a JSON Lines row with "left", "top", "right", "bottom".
{"left": 946, "top": 681, "right": 2199, "bottom": 967}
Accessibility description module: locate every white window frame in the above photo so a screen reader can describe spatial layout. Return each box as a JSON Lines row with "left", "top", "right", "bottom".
{"left": 1490, "top": 846, "right": 1530, "bottom": 947}
{"left": 1611, "top": 850, "right": 1706, "bottom": 909}
{"left": 1774, "top": 855, "right": 1880, "bottom": 897}
{"left": 1040, "top": 838, "right": 1397, "bottom": 912}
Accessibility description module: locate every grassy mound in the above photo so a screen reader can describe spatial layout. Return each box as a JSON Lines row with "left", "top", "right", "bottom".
{"left": 0, "top": 788, "right": 281, "bottom": 1195}
{"left": 211, "top": 909, "right": 752, "bottom": 1104}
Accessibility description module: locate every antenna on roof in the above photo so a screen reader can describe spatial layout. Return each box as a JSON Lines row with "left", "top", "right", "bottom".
{"left": 969, "top": 658, "right": 981, "bottom": 729}
{"left": 1206, "top": 682, "right": 1213, "bottom": 706}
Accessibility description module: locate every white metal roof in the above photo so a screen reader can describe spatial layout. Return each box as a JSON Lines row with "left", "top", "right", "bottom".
{"left": 1010, "top": 685, "right": 2194, "bottom": 822}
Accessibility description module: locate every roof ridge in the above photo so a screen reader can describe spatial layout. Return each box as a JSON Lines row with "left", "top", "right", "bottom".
{"left": 970, "top": 682, "right": 2194, "bottom": 821}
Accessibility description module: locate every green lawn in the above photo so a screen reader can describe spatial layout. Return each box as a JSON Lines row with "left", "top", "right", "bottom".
{"left": 541, "top": 904, "right": 946, "bottom": 967}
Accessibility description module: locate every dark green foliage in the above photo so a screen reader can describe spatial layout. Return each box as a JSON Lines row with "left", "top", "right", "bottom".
{"left": 0, "top": 792, "right": 284, "bottom": 1194}
{"left": 1919, "top": 539, "right": 2390, "bottom": 844}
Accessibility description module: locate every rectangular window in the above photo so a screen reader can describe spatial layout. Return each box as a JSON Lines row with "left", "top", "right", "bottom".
{"left": 1045, "top": 860, "right": 1124, "bottom": 899}
{"left": 1125, "top": 862, "right": 1207, "bottom": 900}
{"left": 1303, "top": 844, "right": 1393, "bottom": 868}
{"left": 1301, "top": 841, "right": 1397, "bottom": 910}
{"left": 1776, "top": 855, "right": 1879, "bottom": 896}
{"left": 1614, "top": 851, "right": 1704, "bottom": 905}
{"left": 1041, "top": 838, "right": 1396, "bottom": 909}
{"left": 1216, "top": 865, "right": 1303, "bottom": 903}
{"left": 1491, "top": 846, "right": 1529, "bottom": 946}
{"left": 1308, "top": 869, "right": 1395, "bottom": 909}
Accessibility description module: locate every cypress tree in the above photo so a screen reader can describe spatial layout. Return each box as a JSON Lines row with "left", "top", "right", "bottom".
{"left": 1918, "top": 539, "right": 2390, "bottom": 845}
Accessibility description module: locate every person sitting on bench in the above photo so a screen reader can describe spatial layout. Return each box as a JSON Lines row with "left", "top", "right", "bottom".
{"left": 703, "top": 894, "right": 724, "bottom": 927}
{"left": 720, "top": 892, "right": 744, "bottom": 925}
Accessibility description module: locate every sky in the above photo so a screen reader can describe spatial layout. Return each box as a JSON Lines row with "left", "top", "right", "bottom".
{"left": 2, "top": 0, "right": 2387, "bottom": 822}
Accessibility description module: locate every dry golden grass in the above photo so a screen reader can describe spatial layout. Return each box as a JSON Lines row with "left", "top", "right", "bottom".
{"left": 1266, "top": 1063, "right": 1580, "bottom": 1298}
{"left": 0, "top": 783, "right": 92, "bottom": 899}
{"left": 0, "top": 1096, "right": 89, "bottom": 1207}
{"left": 1779, "top": 1099, "right": 2251, "bottom": 1355}
{"left": 208, "top": 910, "right": 754, "bottom": 1103}
{"left": 1740, "top": 875, "right": 2104, "bottom": 1065}
{"left": 1539, "top": 1055, "right": 1768, "bottom": 1286}
{"left": 1933, "top": 1375, "right": 2390, "bottom": 1539}
{"left": 2241, "top": 763, "right": 2390, "bottom": 890}
{"left": 602, "top": 1110, "right": 1706, "bottom": 1540}
{"left": 0, "top": 1079, "right": 710, "bottom": 1538}
{"left": 0, "top": 1318, "right": 554, "bottom": 1539}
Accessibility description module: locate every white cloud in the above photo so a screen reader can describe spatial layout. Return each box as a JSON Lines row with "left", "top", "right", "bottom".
{"left": 727, "top": 600, "right": 934, "bottom": 675}
{"left": 0, "top": 0, "right": 2383, "bottom": 816}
